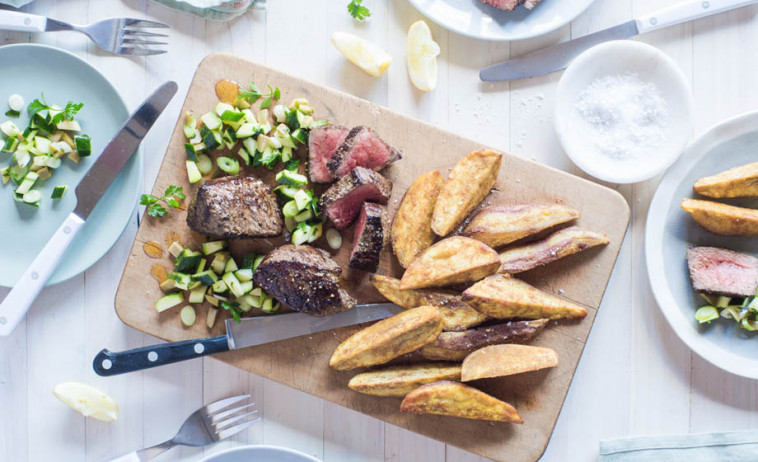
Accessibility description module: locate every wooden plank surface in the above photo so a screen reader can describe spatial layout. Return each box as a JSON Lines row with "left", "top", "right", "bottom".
{"left": 114, "top": 53, "right": 629, "bottom": 462}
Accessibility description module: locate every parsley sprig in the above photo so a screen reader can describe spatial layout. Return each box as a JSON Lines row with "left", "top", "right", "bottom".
{"left": 239, "top": 82, "right": 281, "bottom": 109}
{"left": 221, "top": 300, "right": 243, "bottom": 323}
{"left": 27, "top": 93, "right": 83, "bottom": 125}
{"left": 348, "top": 0, "right": 371, "bottom": 21}
{"left": 140, "top": 185, "right": 186, "bottom": 217}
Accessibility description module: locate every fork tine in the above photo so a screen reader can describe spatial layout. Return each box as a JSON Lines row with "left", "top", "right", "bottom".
{"left": 203, "top": 394, "right": 251, "bottom": 416}
{"left": 209, "top": 403, "right": 255, "bottom": 425}
{"left": 121, "top": 38, "right": 169, "bottom": 46}
{"left": 123, "top": 18, "right": 170, "bottom": 28}
{"left": 214, "top": 417, "right": 260, "bottom": 441}
{"left": 123, "top": 30, "right": 169, "bottom": 38}
{"left": 214, "top": 410, "right": 259, "bottom": 431}
{"left": 116, "top": 47, "right": 168, "bottom": 56}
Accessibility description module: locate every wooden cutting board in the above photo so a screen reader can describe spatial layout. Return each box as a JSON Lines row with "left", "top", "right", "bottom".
{"left": 115, "top": 53, "right": 629, "bottom": 462}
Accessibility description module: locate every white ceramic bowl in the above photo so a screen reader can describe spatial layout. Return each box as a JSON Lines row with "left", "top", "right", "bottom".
{"left": 199, "top": 445, "right": 321, "bottom": 462}
{"left": 554, "top": 40, "right": 694, "bottom": 184}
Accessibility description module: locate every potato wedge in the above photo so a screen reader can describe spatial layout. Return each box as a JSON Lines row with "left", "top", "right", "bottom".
{"left": 431, "top": 149, "right": 502, "bottom": 236}
{"left": 399, "top": 237, "right": 500, "bottom": 290}
{"left": 499, "top": 226, "right": 609, "bottom": 274}
{"left": 370, "top": 275, "right": 489, "bottom": 331}
{"left": 348, "top": 363, "right": 462, "bottom": 397}
{"left": 392, "top": 170, "right": 444, "bottom": 267}
{"left": 462, "top": 274, "right": 587, "bottom": 320}
{"left": 330, "top": 306, "right": 443, "bottom": 371}
{"left": 694, "top": 162, "right": 758, "bottom": 198}
{"left": 681, "top": 198, "right": 758, "bottom": 236}
{"left": 419, "top": 319, "right": 548, "bottom": 361}
{"left": 400, "top": 381, "right": 523, "bottom": 423}
{"left": 462, "top": 204, "right": 579, "bottom": 248}
{"left": 461, "top": 344, "right": 558, "bottom": 382}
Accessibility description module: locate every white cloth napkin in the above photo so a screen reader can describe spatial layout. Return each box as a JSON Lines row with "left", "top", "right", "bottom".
{"left": 0, "top": 0, "right": 34, "bottom": 7}
{"left": 599, "top": 430, "right": 758, "bottom": 461}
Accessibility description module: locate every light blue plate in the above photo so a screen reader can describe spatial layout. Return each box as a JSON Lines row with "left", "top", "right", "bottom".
{"left": 0, "top": 44, "right": 141, "bottom": 287}
{"left": 646, "top": 111, "right": 758, "bottom": 379}
{"left": 199, "top": 446, "right": 321, "bottom": 462}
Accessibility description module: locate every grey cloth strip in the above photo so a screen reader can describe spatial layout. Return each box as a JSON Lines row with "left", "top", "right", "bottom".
{"left": 599, "top": 430, "right": 758, "bottom": 461}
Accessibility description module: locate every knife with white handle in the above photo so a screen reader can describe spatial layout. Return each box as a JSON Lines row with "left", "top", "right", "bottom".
{"left": 0, "top": 81, "right": 178, "bottom": 337}
{"left": 93, "top": 303, "right": 404, "bottom": 376}
{"left": 480, "top": 0, "right": 758, "bottom": 81}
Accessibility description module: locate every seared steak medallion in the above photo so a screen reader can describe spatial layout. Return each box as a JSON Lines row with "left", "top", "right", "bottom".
{"left": 326, "top": 126, "right": 401, "bottom": 180}
{"left": 253, "top": 245, "right": 357, "bottom": 316}
{"left": 319, "top": 167, "right": 393, "bottom": 230}
{"left": 187, "top": 176, "right": 282, "bottom": 239}
{"left": 349, "top": 203, "right": 389, "bottom": 273}
{"left": 481, "top": 0, "right": 541, "bottom": 11}
{"left": 308, "top": 124, "right": 350, "bottom": 183}
{"left": 687, "top": 246, "right": 758, "bottom": 297}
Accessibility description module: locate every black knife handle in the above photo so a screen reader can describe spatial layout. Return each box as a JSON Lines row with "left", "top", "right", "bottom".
{"left": 93, "top": 336, "right": 229, "bottom": 376}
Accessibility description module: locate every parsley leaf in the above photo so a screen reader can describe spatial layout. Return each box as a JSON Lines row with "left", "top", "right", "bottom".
{"left": 141, "top": 185, "right": 185, "bottom": 218}
{"left": 348, "top": 0, "right": 371, "bottom": 21}
{"left": 27, "top": 94, "right": 83, "bottom": 126}
{"left": 239, "top": 82, "right": 281, "bottom": 109}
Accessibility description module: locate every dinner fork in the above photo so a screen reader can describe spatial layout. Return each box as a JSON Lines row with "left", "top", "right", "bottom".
{"left": 0, "top": 10, "right": 168, "bottom": 56}
{"left": 109, "top": 394, "right": 259, "bottom": 461}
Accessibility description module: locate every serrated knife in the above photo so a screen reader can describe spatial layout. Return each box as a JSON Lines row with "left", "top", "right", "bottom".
{"left": 92, "top": 303, "right": 404, "bottom": 376}
{"left": 0, "top": 81, "right": 178, "bottom": 337}
{"left": 480, "top": 0, "right": 758, "bottom": 82}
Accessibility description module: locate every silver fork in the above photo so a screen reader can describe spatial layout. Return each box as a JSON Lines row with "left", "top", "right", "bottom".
{"left": 109, "top": 394, "right": 259, "bottom": 462}
{"left": 0, "top": 10, "right": 168, "bottom": 56}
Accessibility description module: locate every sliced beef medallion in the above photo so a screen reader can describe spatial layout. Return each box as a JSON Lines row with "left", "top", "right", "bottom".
{"left": 253, "top": 245, "right": 356, "bottom": 316}
{"left": 187, "top": 176, "right": 282, "bottom": 239}
{"left": 349, "top": 203, "right": 389, "bottom": 273}
{"left": 326, "top": 126, "right": 401, "bottom": 180}
{"left": 687, "top": 246, "right": 758, "bottom": 297}
{"left": 482, "top": 0, "right": 541, "bottom": 11}
{"left": 308, "top": 124, "right": 350, "bottom": 183}
{"left": 319, "top": 167, "right": 393, "bottom": 230}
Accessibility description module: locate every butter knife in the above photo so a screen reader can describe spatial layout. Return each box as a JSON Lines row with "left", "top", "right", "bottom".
{"left": 0, "top": 81, "right": 178, "bottom": 337}
{"left": 480, "top": 0, "right": 758, "bottom": 82}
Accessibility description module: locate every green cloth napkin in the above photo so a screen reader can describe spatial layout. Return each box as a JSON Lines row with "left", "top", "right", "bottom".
{"left": 599, "top": 430, "right": 758, "bottom": 461}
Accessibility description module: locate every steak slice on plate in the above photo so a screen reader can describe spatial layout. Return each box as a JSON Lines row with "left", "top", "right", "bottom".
{"left": 186, "top": 175, "right": 282, "bottom": 239}
{"left": 349, "top": 202, "right": 389, "bottom": 273}
{"left": 319, "top": 167, "right": 393, "bottom": 230}
{"left": 326, "top": 126, "right": 401, "bottom": 180}
{"left": 482, "top": 0, "right": 541, "bottom": 11}
{"left": 687, "top": 246, "right": 758, "bottom": 297}
{"left": 308, "top": 124, "right": 350, "bottom": 183}
{"left": 253, "top": 245, "right": 357, "bottom": 316}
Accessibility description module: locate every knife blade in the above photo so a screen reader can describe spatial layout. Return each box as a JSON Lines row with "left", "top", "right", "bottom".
{"left": 480, "top": 0, "right": 758, "bottom": 82}
{"left": 0, "top": 81, "right": 178, "bottom": 337}
{"left": 93, "top": 303, "right": 405, "bottom": 376}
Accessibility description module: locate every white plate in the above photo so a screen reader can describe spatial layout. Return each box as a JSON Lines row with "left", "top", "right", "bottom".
{"left": 406, "top": 0, "right": 597, "bottom": 41}
{"left": 199, "top": 445, "right": 321, "bottom": 462}
{"left": 646, "top": 110, "right": 758, "bottom": 379}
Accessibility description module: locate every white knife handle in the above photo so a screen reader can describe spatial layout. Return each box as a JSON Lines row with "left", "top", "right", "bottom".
{"left": 637, "top": 0, "right": 758, "bottom": 34}
{"left": 0, "top": 213, "right": 84, "bottom": 337}
{"left": 0, "top": 10, "right": 48, "bottom": 33}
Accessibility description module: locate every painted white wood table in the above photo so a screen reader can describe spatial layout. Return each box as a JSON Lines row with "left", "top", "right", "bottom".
{"left": 2, "top": 0, "right": 758, "bottom": 460}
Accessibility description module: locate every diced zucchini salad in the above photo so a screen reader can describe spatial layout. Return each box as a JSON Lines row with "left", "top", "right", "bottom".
{"left": 695, "top": 293, "right": 758, "bottom": 331}
{"left": 0, "top": 93, "right": 90, "bottom": 207}
{"left": 155, "top": 80, "right": 330, "bottom": 327}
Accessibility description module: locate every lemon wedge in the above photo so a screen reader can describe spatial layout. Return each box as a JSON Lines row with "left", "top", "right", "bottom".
{"left": 406, "top": 20, "right": 440, "bottom": 91}
{"left": 53, "top": 382, "right": 119, "bottom": 422}
{"left": 331, "top": 32, "right": 392, "bottom": 77}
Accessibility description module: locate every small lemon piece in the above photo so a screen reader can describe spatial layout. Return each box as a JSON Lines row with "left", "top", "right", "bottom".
{"left": 331, "top": 32, "right": 392, "bottom": 77}
{"left": 406, "top": 20, "right": 440, "bottom": 91}
{"left": 53, "top": 381, "right": 119, "bottom": 422}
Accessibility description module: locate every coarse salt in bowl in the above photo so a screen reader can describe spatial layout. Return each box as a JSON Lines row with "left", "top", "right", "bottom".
{"left": 555, "top": 40, "right": 693, "bottom": 184}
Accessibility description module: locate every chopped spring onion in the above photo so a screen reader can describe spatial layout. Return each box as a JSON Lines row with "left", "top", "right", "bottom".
{"left": 7, "top": 94, "right": 23, "bottom": 112}
{"left": 720, "top": 306, "right": 744, "bottom": 321}
{"left": 196, "top": 154, "right": 213, "bottom": 175}
{"left": 326, "top": 228, "right": 342, "bottom": 249}
{"left": 206, "top": 307, "right": 219, "bottom": 328}
{"left": 741, "top": 318, "right": 758, "bottom": 331}
{"left": 51, "top": 185, "right": 67, "bottom": 199}
{"left": 694, "top": 306, "right": 719, "bottom": 324}
{"left": 216, "top": 157, "right": 240, "bottom": 175}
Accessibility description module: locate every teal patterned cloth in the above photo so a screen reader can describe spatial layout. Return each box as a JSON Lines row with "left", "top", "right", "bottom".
{"left": 599, "top": 430, "right": 758, "bottom": 461}
{"left": 151, "top": 0, "right": 263, "bottom": 21}
{"left": 0, "top": 0, "right": 34, "bottom": 7}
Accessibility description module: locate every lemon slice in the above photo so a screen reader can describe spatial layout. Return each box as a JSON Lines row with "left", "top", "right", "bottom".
{"left": 406, "top": 20, "right": 440, "bottom": 91}
{"left": 53, "top": 382, "right": 119, "bottom": 422}
{"left": 331, "top": 32, "right": 392, "bottom": 77}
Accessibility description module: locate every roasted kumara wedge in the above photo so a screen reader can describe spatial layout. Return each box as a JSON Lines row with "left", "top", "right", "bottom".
{"left": 419, "top": 319, "right": 548, "bottom": 361}
{"left": 400, "top": 381, "right": 523, "bottom": 423}
{"left": 681, "top": 198, "right": 758, "bottom": 236}
{"left": 348, "top": 363, "right": 462, "bottom": 397}
{"left": 462, "top": 274, "right": 587, "bottom": 320}
{"left": 694, "top": 162, "right": 758, "bottom": 198}
{"left": 329, "top": 306, "right": 443, "bottom": 371}
{"left": 461, "top": 344, "right": 558, "bottom": 382}
{"left": 400, "top": 237, "right": 500, "bottom": 290}
{"left": 431, "top": 149, "right": 502, "bottom": 236}
{"left": 462, "top": 204, "right": 579, "bottom": 249}
{"left": 499, "top": 226, "right": 609, "bottom": 274}
{"left": 391, "top": 170, "right": 444, "bottom": 267}
{"left": 370, "top": 275, "right": 488, "bottom": 331}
